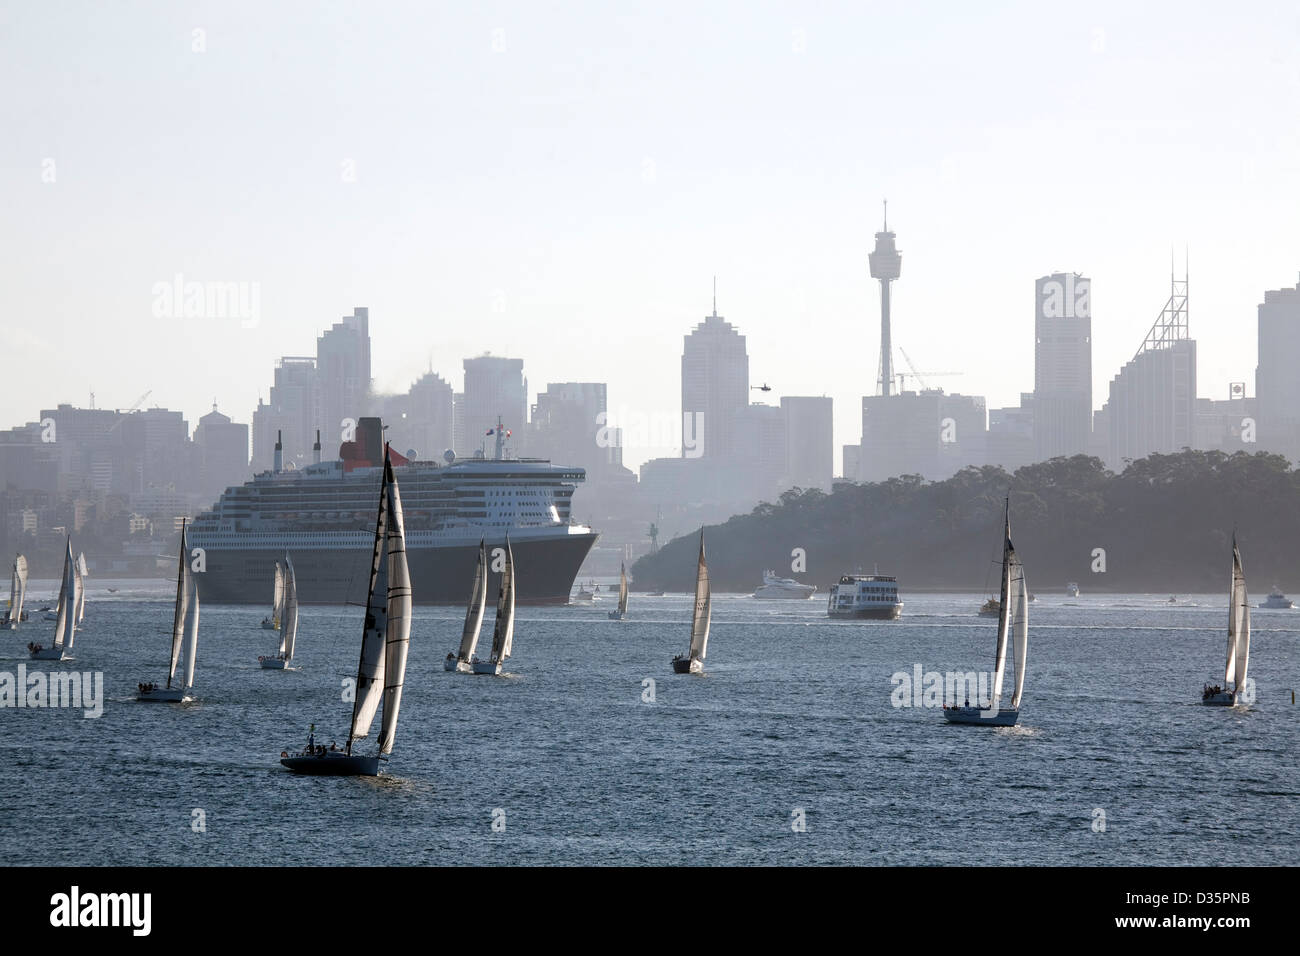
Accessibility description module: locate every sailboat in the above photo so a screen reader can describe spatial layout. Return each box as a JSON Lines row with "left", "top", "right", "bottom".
{"left": 671, "top": 530, "right": 710, "bottom": 674}
{"left": 281, "top": 446, "right": 412, "bottom": 776}
{"left": 445, "top": 539, "right": 487, "bottom": 672}
{"left": 3, "top": 554, "right": 26, "bottom": 630}
{"left": 73, "top": 552, "right": 88, "bottom": 627}
{"left": 472, "top": 536, "right": 515, "bottom": 675}
{"left": 1203, "top": 536, "right": 1251, "bottom": 706}
{"left": 261, "top": 562, "right": 284, "bottom": 629}
{"left": 137, "top": 522, "right": 200, "bottom": 702}
{"left": 945, "top": 499, "right": 1027, "bottom": 727}
{"left": 608, "top": 562, "right": 629, "bottom": 620}
{"left": 260, "top": 554, "right": 298, "bottom": 669}
{"left": 28, "top": 538, "right": 79, "bottom": 661}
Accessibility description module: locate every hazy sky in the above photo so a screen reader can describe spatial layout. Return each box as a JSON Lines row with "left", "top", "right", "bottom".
{"left": 2, "top": 1, "right": 1298, "bottom": 471}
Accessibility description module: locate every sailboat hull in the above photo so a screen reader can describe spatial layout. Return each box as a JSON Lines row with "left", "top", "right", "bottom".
{"left": 280, "top": 752, "right": 380, "bottom": 776}
{"left": 671, "top": 657, "right": 702, "bottom": 674}
{"left": 1201, "top": 691, "right": 1237, "bottom": 706}
{"left": 137, "top": 687, "right": 188, "bottom": 702}
{"left": 28, "top": 647, "right": 70, "bottom": 661}
{"left": 444, "top": 657, "right": 473, "bottom": 673}
{"left": 258, "top": 657, "right": 289, "bottom": 669}
{"left": 260, "top": 620, "right": 279, "bottom": 630}
{"left": 608, "top": 611, "right": 624, "bottom": 620}
{"left": 471, "top": 659, "right": 503, "bottom": 675}
{"left": 943, "top": 705, "right": 1019, "bottom": 727}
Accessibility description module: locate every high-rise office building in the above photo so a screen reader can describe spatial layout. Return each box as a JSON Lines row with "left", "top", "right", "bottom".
{"left": 681, "top": 285, "right": 748, "bottom": 460}
{"left": 860, "top": 389, "right": 986, "bottom": 482}
{"left": 193, "top": 403, "right": 250, "bottom": 503}
{"left": 781, "top": 396, "right": 833, "bottom": 492}
{"left": 1034, "top": 272, "right": 1092, "bottom": 460}
{"left": 530, "top": 382, "right": 615, "bottom": 476}
{"left": 252, "top": 356, "right": 317, "bottom": 471}
{"left": 1255, "top": 276, "right": 1300, "bottom": 461}
{"left": 1104, "top": 270, "right": 1195, "bottom": 467}
{"left": 462, "top": 355, "right": 527, "bottom": 456}
{"left": 317, "top": 307, "right": 371, "bottom": 446}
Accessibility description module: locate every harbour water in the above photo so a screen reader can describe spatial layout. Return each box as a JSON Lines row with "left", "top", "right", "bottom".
{"left": 3, "top": 583, "right": 1297, "bottom": 865}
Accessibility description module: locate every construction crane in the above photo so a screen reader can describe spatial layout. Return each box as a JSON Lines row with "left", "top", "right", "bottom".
{"left": 108, "top": 389, "right": 153, "bottom": 433}
{"left": 896, "top": 348, "right": 962, "bottom": 392}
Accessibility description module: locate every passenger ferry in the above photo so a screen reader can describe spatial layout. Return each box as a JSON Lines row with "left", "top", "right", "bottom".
{"left": 188, "top": 417, "right": 598, "bottom": 606}
{"left": 826, "top": 573, "right": 903, "bottom": 619}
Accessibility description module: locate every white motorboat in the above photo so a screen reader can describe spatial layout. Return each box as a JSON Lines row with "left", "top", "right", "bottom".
{"left": 1261, "top": 587, "right": 1292, "bottom": 610}
{"left": 752, "top": 569, "right": 816, "bottom": 599}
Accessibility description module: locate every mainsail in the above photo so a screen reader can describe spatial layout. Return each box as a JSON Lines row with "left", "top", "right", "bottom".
{"left": 52, "top": 538, "right": 76, "bottom": 652}
{"left": 990, "top": 504, "right": 1014, "bottom": 707}
{"left": 5, "top": 554, "right": 26, "bottom": 626}
{"left": 377, "top": 464, "right": 412, "bottom": 755}
{"left": 281, "top": 554, "right": 299, "bottom": 663}
{"left": 489, "top": 537, "right": 516, "bottom": 663}
{"left": 688, "top": 531, "right": 710, "bottom": 661}
{"left": 349, "top": 461, "right": 390, "bottom": 744}
{"left": 457, "top": 539, "right": 488, "bottom": 663}
{"left": 1227, "top": 538, "right": 1250, "bottom": 690}
{"left": 1008, "top": 548, "right": 1029, "bottom": 711}
{"left": 617, "top": 562, "right": 629, "bottom": 616}
{"left": 168, "top": 523, "right": 191, "bottom": 687}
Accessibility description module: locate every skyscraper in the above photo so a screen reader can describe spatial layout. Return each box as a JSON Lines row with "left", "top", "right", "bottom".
{"left": 1103, "top": 269, "right": 1195, "bottom": 467}
{"left": 781, "top": 396, "right": 833, "bottom": 493}
{"left": 681, "top": 283, "right": 748, "bottom": 460}
{"left": 252, "top": 356, "right": 317, "bottom": 471}
{"left": 316, "top": 307, "right": 371, "bottom": 448}
{"left": 462, "top": 355, "right": 527, "bottom": 456}
{"left": 1255, "top": 276, "right": 1300, "bottom": 461}
{"left": 193, "top": 403, "right": 250, "bottom": 503}
{"left": 1033, "top": 272, "right": 1092, "bottom": 459}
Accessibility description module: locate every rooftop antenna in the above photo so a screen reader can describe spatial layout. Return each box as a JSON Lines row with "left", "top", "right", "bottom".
{"left": 712, "top": 275, "right": 717, "bottom": 317}
{"left": 883, "top": 198, "right": 888, "bottom": 231}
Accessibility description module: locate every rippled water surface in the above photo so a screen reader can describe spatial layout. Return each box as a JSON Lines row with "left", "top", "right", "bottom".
{"left": 3, "top": 581, "right": 1297, "bottom": 865}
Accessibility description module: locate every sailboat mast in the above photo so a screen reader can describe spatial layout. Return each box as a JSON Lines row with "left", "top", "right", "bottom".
{"left": 347, "top": 450, "right": 391, "bottom": 752}
{"left": 168, "top": 521, "right": 187, "bottom": 689}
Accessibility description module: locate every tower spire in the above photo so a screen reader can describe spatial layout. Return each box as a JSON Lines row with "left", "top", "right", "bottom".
{"left": 712, "top": 275, "right": 717, "bottom": 317}
{"left": 883, "top": 198, "right": 888, "bottom": 232}
{"left": 869, "top": 201, "right": 903, "bottom": 397}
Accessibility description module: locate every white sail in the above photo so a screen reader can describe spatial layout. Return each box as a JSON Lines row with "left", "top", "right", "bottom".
{"left": 689, "top": 531, "right": 710, "bottom": 661}
{"left": 168, "top": 525, "right": 189, "bottom": 685}
{"left": 52, "top": 539, "right": 75, "bottom": 651}
{"left": 1227, "top": 540, "right": 1249, "bottom": 690}
{"left": 180, "top": 571, "right": 199, "bottom": 689}
{"left": 281, "top": 554, "right": 299, "bottom": 662}
{"left": 457, "top": 540, "right": 488, "bottom": 662}
{"left": 377, "top": 464, "right": 412, "bottom": 755}
{"left": 489, "top": 538, "right": 515, "bottom": 663}
{"left": 990, "top": 510, "right": 1013, "bottom": 706}
{"left": 5, "top": 554, "right": 26, "bottom": 625}
{"left": 617, "top": 562, "right": 629, "bottom": 616}
{"left": 1008, "top": 549, "right": 1029, "bottom": 710}
{"left": 349, "top": 464, "right": 391, "bottom": 743}
{"left": 272, "top": 562, "right": 284, "bottom": 629}
{"left": 74, "top": 552, "right": 87, "bottom": 625}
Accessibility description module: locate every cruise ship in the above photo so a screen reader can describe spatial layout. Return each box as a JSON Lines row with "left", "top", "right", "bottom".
{"left": 826, "top": 573, "right": 903, "bottom": 619}
{"left": 188, "top": 418, "right": 598, "bottom": 606}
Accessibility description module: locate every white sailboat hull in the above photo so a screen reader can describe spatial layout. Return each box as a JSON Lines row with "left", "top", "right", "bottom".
{"left": 260, "top": 619, "right": 279, "bottom": 630}
{"left": 444, "top": 656, "right": 473, "bottom": 673}
{"left": 137, "top": 687, "right": 189, "bottom": 702}
{"left": 471, "top": 659, "right": 503, "bottom": 675}
{"left": 943, "top": 705, "right": 1019, "bottom": 726}
{"left": 671, "top": 656, "right": 702, "bottom": 674}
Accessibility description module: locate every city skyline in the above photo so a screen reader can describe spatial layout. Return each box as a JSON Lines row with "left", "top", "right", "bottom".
{"left": 3, "top": 3, "right": 1299, "bottom": 473}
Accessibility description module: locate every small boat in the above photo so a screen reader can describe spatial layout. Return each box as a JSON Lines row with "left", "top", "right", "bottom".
{"left": 260, "top": 562, "right": 284, "bottom": 629}
{"left": 106, "top": 587, "right": 118, "bottom": 593}
{"left": 471, "top": 536, "right": 515, "bottom": 675}
{"left": 945, "top": 499, "right": 1027, "bottom": 727}
{"left": 671, "top": 530, "right": 710, "bottom": 674}
{"left": 445, "top": 539, "right": 487, "bottom": 672}
{"left": 1261, "top": 587, "right": 1293, "bottom": 610}
{"left": 752, "top": 570, "right": 816, "bottom": 599}
{"left": 645, "top": 590, "right": 665, "bottom": 597}
{"left": 259, "top": 554, "right": 298, "bottom": 669}
{"left": 608, "top": 562, "right": 629, "bottom": 620}
{"left": 1202, "top": 537, "right": 1250, "bottom": 707}
{"left": 3, "top": 554, "right": 27, "bottom": 630}
{"left": 281, "top": 446, "right": 412, "bottom": 776}
{"left": 138, "top": 521, "right": 199, "bottom": 702}
{"left": 1066, "top": 581, "right": 1080, "bottom": 598}
{"left": 1168, "top": 595, "right": 1178, "bottom": 604}
{"left": 29, "top": 537, "right": 79, "bottom": 661}
{"left": 978, "top": 597, "right": 1000, "bottom": 618}
{"left": 573, "top": 581, "right": 597, "bottom": 604}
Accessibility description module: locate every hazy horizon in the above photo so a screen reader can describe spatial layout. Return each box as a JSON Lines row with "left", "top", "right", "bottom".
{"left": 3, "top": 1, "right": 1298, "bottom": 470}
